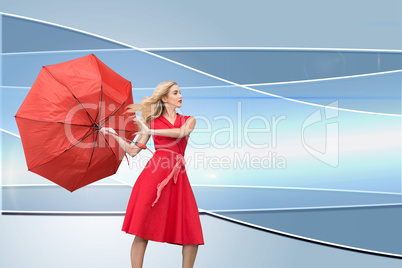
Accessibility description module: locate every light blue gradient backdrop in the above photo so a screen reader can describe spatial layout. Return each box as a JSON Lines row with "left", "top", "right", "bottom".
{"left": 2, "top": 49, "right": 401, "bottom": 193}
{"left": 1, "top": 3, "right": 402, "bottom": 261}
{"left": 1, "top": 0, "right": 402, "bottom": 50}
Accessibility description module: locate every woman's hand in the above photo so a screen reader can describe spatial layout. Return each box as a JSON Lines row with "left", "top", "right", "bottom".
{"left": 100, "top": 127, "right": 117, "bottom": 136}
{"left": 133, "top": 117, "right": 150, "bottom": 135}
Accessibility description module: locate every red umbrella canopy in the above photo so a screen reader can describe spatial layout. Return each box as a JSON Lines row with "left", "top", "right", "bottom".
{"left": 14, "top": 54, "right": 137, "bottom": 192}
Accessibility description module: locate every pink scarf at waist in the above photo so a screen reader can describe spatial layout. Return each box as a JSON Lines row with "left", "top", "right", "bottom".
{"left": 151, "top": 148, "right": 186, "bottom": 207}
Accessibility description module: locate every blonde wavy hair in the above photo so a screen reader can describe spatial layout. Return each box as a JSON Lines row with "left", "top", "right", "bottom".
{"left": 124, "top": 81, "right": 178, "bottom": 126}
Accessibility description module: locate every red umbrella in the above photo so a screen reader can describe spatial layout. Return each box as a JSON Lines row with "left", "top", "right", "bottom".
{"left": 14, "top": 54, "right": 137, "bottom": 192}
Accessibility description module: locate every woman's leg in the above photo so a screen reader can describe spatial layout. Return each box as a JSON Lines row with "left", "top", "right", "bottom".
{"left": 182, "top": 245, "right": 199, "bottom": 268}
{"left": 131, "top": 235, "right": 149, "bottom": 268}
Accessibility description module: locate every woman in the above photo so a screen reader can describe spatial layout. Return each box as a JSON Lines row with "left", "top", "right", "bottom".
{"left": 100, "top": 81, "right": 204, "bottom": 268}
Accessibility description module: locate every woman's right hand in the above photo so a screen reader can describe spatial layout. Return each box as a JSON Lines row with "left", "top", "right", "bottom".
{"left": 133, "top": 118, "right": 150, "bottom": 135}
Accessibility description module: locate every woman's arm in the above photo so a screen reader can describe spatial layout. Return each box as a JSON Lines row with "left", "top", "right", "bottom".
{"left": 130, "top": 133, "right": 151, "bottom": 156}
{"left": 134, "top": 116, "right": 196, "bottom": 138}
{"left": 100, "top": 127, "right": 151, "bottom": 157}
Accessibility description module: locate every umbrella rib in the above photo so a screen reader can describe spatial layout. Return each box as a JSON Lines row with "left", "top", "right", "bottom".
{"left": 29, "top": 128, "right": 96, "bottom": 172}
{"left": 14, "top": 115, "right": 92, "bottom": 128}
{"left": 72, "top": 130, "right": 98, "bottom": 191}
{"left": 113, "top": 129, "right": 136, "bottom": 133}
{"left": 98, "top": 131, "right": 119, "bottom": 168}
{"left": 99, "top": 94, "right": 130, "bottom": 126}
{"left": 94, "top": 55, "right": 103, "bottom": 125}
{"left": 57, "top": 122, "right": 94, "bottom": 127}
{"left": 43, "top": 66, "right": 96, "bottom": 125}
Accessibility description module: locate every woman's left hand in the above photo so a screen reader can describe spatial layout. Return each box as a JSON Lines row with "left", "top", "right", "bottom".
{"left": 133, "top": 117, "right": 150, "bottom": 135}
{"left": 100, "top": 127, "right": 117, "bottom": 136}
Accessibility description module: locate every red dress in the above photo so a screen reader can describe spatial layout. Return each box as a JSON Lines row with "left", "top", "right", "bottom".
{"left": 121, "top": 113, "right": 204, "bottom": 245}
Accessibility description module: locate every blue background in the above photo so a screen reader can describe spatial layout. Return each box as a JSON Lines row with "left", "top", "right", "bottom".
{"left": 1, "top": 1, "right": 402, "bottom": 267}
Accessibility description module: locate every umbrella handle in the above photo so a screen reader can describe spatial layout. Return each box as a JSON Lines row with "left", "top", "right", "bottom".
{"left": 123, "top": 141, "right": 154, "bottom": 166}
{"left": 102, "top": 129, "right": 159, "bottom": 166}
{"left": 133, "top": 141, "right": 146, "bottom": 149}
{"left": 102, "top": 128, "right": 154, "bottom": 155}
{"left": 131, "top": 141, "right": 154, "bottom": 155}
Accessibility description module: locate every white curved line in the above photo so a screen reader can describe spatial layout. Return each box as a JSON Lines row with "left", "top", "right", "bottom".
{"left": 2, "top": 208, "right": 401, "bottom": 258}
{"left": 1, "top": 209, "right": 206, "bottom": 213}
{"left": 2, "top": 48, "right": 401, "bottom": 86}
{"left": 209, "top": 202, "right": 402, "bottom": 213}
{"left": 1, "top": 209, "right": 401, "bottom": 258}
{"left": 202, "top": 210, "right": 402, "bottom": 258}
{"left": 3, "top": 46, "right": 402, "bottom": 55}
{"left": 105, "top": 176, "right": 402, "bottom": 210}
{"left": 112, "top": 175, "right": 402, "bottom": 210}
{"left": 0, "top": 48, "right": 130, "bottom": 55}
{"left": 109, "top": 177, "right": 134, "bottom": 187}
{"left": 1, "top": 183, "right": 128, "bottom": 187}
{"left": 0, "top": 86, "right": 29, "bottom": 89}
{"left": 191, "top": 184, "right": 402, "bottom": 195}
{"left": 2, "top": 203, "right": 401, "bottom": 213}
{"left": 0, "top": 210, "right": 126, "bottom": 214}
{"left": 1, "top": 207, "right": 401, "bottom": 258}
{"left": 3, "top": 67, "right": 402, "bottom": 91}
{"left": 245, "top": 69, "right": 402, "bottom": 86}
{"left": 0, "top": 128, "right": 20, "bottom": 138}
{"left": 0, "top": 12, "right": 400, "bottom": 117}
{"left": 140, "top": 46, "right": 402, "bottom": 53}
{"left": 2, "top": 51, "right": 401, "bottom": 88}
{"left": 3, "top": 182, "right": 401, "bottom": 196}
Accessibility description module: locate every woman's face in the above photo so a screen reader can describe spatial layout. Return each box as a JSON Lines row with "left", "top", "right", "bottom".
{"left": 162, "top": 85, "right": 182, "bottom": 109}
